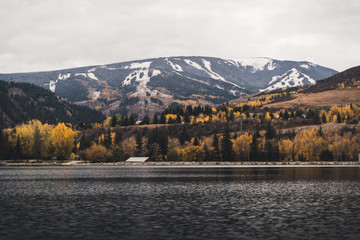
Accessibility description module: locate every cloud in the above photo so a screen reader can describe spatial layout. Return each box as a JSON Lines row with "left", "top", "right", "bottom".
{"left": 0, "top": 0, "right": 359, "bottom": 73}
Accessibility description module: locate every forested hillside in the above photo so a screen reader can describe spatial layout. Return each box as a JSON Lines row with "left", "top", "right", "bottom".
{"left": 0, "top": 80, "right": 105, "bottom": 128}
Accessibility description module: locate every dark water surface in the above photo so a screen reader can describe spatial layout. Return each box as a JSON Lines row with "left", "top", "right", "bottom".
{"left": 1, "top": 166, "right": 360, "bottom": 240}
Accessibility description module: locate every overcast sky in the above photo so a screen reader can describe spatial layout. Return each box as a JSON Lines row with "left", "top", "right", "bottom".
{"left": 0, "top": 0, "right": 359, "bottom": 73}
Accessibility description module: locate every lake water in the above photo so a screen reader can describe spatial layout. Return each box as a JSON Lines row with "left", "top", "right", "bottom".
{"left": 0, "top": 166, "right": 360, "bottom": 240}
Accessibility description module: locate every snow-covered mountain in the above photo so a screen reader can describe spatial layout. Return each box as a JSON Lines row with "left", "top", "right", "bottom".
{"left": 0, "top": 56, "right": 337, "bottom": 116}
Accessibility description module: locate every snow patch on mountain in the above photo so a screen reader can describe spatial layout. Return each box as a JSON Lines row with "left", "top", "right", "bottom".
{"left": 201, "top": 59, "right": 243, "bottom": 90}
{"left": 75, "top": 72, "right": 99, "bottom": 81}
{"left": 234, "top": 58, "right": 277, "bottom": 72}
{"left": 122, "top": 69, "right": 161, "bottom": 87}
{"left": 261, "top": 68, "right": 316, "bottom": 91}
{"left": 87, "top": 73, "right": 99, "bottom": 81}
{"left": 184, "top": 59, "right": 204, "bottom": 71}
{"left": 166, "top": 58, "right": 183, "bottom": 72}
{"left": 300, "top": 64, "right": 310, "bottom": 69}
{"left": 49, "top": 73, "right": 71, "bottom": 92}
{"left": 128, "top": 61, "right": 152, "bottom": 69}
{"left": 93, "top": 91, "right": 101, "bottom": 100}
{"left": 202, "top": 59, "right": 225, "bottom": 81}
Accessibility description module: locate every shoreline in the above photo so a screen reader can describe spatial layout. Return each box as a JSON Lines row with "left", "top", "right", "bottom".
{"left": 1, "top": 160, "right": 359, "bottom": 167}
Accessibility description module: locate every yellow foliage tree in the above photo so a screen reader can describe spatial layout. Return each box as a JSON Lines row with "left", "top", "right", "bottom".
{"left": 179, "top": 145, "right": 205, "bottom": 161}
{"left": 51, "top": 123, "right": 76, "bottom": 160}
{"left": 265, "top": 112, "right": 271, "bottom": 121}
{"left": 121, "top": 137, "right": 137, "bottom": 157}
{"left": 294, "top": 127, "right": 328, "bottom": 161}
{"left": 279, "top": 138, "right": 295, "bottom": 161}
{"left": 9, "top": 119, "right": 53, "bottom": 159}
{"left": 233, "top": 133, "right": 252, "bottom": 161}
{"left": 329, "top": 133, "right": 351, "bottom": 161}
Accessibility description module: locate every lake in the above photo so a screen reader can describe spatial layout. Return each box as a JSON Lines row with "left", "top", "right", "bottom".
{"left": 0, "top": 165, "right": 360, "bottom": 240}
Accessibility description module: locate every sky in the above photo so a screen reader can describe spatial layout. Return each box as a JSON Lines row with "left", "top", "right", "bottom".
{"left": 0, "top": 0, "right": 359, "bottom": 73}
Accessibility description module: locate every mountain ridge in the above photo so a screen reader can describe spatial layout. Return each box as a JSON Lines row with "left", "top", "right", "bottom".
{"left": 0, "top": 56, "right": 337, "bottom": 117}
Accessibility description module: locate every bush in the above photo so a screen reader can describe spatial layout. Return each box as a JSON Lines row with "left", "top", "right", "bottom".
{"left": 319, "top": 149, "right": 334, "bottom": 161}
{"left": 84, "top": 144, "right": 112, "bottom": 162}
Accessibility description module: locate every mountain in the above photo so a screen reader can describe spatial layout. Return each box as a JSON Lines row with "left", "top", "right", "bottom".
{"left": 249, "top": 65, "right": 360, "bottom": 109}
{"left": 0, "top": 56, "right": 337, "bottom": 117}
{"left": 301, "top": 65, "right": 360, "bottom": 93}
{"left": 0, "top": 80, "right": 105, "bottom": 128}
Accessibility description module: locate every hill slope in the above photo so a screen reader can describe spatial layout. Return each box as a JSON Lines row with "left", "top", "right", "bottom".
{"left": 0, "top": 80, "right": 105, "bottom": 128}
{"left": 258, "top": 65, "right": 360, "bottom": 109}
{"left": 0, "top": 56, "right": 337, "bottom": 117}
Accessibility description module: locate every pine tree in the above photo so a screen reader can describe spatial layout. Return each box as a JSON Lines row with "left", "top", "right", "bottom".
{"left": 160, "top": 112, "right": 166, "bottom": 124}
{"left": 142, "top": 115, "right": 150, "bottom": 125}
{"left": 110, "top": 115, "right": 117, "bottom": 127}
{"left": 176, "top": 113, "right": 182, "bottom": 123}
{"left": 79, "top": 134, "right": 91, "bottom": 150}
{"left": 249, "top": 127, "right": 260, "bottom": 161}
{"left": 212, "top": 134, "right": 220, "bottom": 155}
{"left": 184, "top": 111, "right": 190, "bottom": 123}
{"left": 152, "top": 114, "right": 159, "bottom": 124}
{"left": 123, "top": 115, "right": 129, "bottom": 126}
{"left": 32, "top": 125, "right": 42, "bottom": 160}
{"left": 136, "top": 130, "right": 142, "bottom": 156}
{"left": 114, "top": 129, "right": 122, "bottom": 145}
{"left": 265, "top": 122, "right": 277, "bottom": 140}
{"left": 193, "top": 135, "right": 200, "bottom": 146}
{"left": 129, "top": 114, "right": 136, "bottom": 125}
{"left": 203, "top": 143, "right": 211, "bottom": 162}
{"left": 220, "top": 124, "right": 235, "bottom": 161}
{"left": 103, "top": 128, "right": 111, "bottom": 149}
{"left": 178, "top": 125, "right": 190, "bottom": 145}
{"left": 15, "top": 135, "right": 22, "bottom": 160}
{"left": 321, "top": 113, "right": 327, "bottom": 123}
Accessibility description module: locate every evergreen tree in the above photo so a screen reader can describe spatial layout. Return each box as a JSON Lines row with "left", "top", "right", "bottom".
{"left": 184, "top": 111, "right": 190, "bottom": 123}
{"left": 136, "top": 130, "right": 142, "bottom": 156}
{"left": 32, "top": 125, "right": 42, "bottom": 160}
{"left": 176, "top": 113, "right": 182, "bottom": 123}
{"left": 203, "top": 143, "right": 211, "bottom": 162}
{"left": 337, "top": 113, "right": 342, "bottom": 123}
{"left": 152, "top": 114, "right": 159, "bottom": 124}
{"left": 229, "top": 110, "right": 235, "bottom": 121}
{"left": 193, "top": 135, "right": 200, "bottom": 146}
{"left": 220, "top": 124, "right": 235, "bottom": 161}
{"left": 103, "top": 128, "right": 112, "bottom": 149}
{"left": 178, "top": 125, "right": 190, "bottom": 145}
{"left": 212, "top": 134, "right": 220, "bottom": 156}
{"left": 160, "top": 112, "right": 166, "bottom": 124}
{"left": 110, "top": 115, "right": 117, "bottom": 127}
{"left": 318, "top": 126, "right": 324, "bottom": 138}
{"left": 142, "top": 115, "right": 150, "bottom": 125}
{"left": 147, "top": 127, "right": 168, "bottom": 159}
{"left": 123, "top": 115, "right": 129, "bottom": 126}
{"left": 129, "top": 114, "right": 136, "bottom": 125}
{"left": 321, "top": 112, "right": 327, "bottom": 123}
{"left": 114, "top": 129, "right": 122, "bottom": 145}
{"left": 15, "top": 135, "right": 22, "bottom": 160}
{"left": 265, "top": 122, "right": 277, "bottom": 140}
{"left": 158, "top": 130, "right": 168, "bottom": 158}
{"left": 79, "top": 134, "right": 91, "bottom": 150}
{"left": 249, "top": 127, "right": 260, "bottom": 161}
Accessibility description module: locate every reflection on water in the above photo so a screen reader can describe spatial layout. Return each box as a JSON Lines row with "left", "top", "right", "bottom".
{"left": 0, "top": 166, "right": 360, "bottom": 240}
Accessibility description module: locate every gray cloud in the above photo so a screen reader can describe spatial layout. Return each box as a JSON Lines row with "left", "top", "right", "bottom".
{"left": 0, "top": 0, "right": 359, "bottom": 73}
